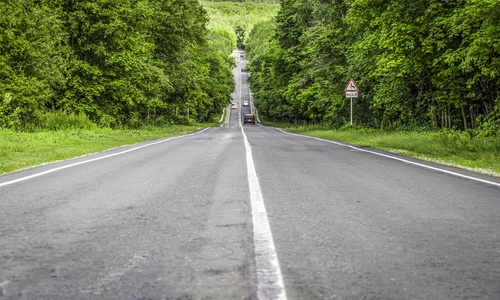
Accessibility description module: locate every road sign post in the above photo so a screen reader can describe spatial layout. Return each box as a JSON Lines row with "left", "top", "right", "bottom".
{"left": 344, "top": 79, "right": 359, "bottom": 128}
{"left": 350, "top": 98, "right": 353, "bottom": 127}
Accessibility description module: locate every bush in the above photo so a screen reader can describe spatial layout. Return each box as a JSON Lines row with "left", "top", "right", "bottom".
{"left": 41, "top": 111, "right": 97, "bottom": 131}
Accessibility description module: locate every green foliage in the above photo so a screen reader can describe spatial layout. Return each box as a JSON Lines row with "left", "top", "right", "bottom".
{"left": 0, "top": 0, "right": 69, "bottom": 129}
{"left": 247, "top": 0, "right": 354, "bottom": 125}
{"left": 201, "top": 1, "right": 280, "bottom": 49}
{"left": 245, "top": 21, "right": 275, "bottom": 61}
{"left": 268, "top": 122, "right": 500, "bottom": 175}
{"left": 235, "top": 24, "right": 246, "bottom": 49}
{"left": 0, "top": 124, "right": 210, "bottom": 174}
{"left": 246, "top": 0, "right": 500, "bottom": 137}
{"left": 204, "top": 0, "right": 280, "bottom": 3}
{"left": 0, "top": 0, "right": 236, "bottom": 130}
{"left": 40, "top": 111, "right": 97, "bottom": 131}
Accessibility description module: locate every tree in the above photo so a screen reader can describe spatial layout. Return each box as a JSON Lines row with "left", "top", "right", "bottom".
{"left": 0, "top": 0, "right": 69, "bottom": 129}
{"left": 247, "top": 0, "right": 500, "bottom": 132}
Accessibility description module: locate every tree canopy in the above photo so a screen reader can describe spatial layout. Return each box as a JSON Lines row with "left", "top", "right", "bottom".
{"left": 0, "top": 0, "right": 236, "bottom": 129}
{"left": 246, "top": 0, "right": 500, "bottom": 134}
{"left": 201, "top": 1, "right": 280, "bottom": 50}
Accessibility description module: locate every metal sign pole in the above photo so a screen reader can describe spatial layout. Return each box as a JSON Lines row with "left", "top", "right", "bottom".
{"left": 350, "top": 98, "right": 353, "bottom": 128}
{"left": 344, "top": 79, "right": 359, "bottom": 129}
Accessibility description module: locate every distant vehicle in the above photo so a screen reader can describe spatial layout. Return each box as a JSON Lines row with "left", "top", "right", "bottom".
{"left": 230, "top": 103, "right": 238, "bottom": 110}
{"left": 244, "top": 114, "right": 255, "bottom": 124}
{"left": 242, "top": 101, "right": 249, "bottom": 107}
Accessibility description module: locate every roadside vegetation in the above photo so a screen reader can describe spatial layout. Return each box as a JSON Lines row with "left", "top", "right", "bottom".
{"left": 2, "top": 0, "right": 498, "bottom": 178}
{"left": 0, "top": 0, "right": 238, "bottom": 174}
{"left": 266, "top": 121, "right": 500, "bottom": 176}
{"left": 201, "top": 1, "right": 280, "bottom": 49}
{"left": 245, "top": 0, "right": 499, "bottom": 176}
{"left": 0, "top": 0, "right": 235, "bottom": 129}
{"left": 245, "top": 0, "right": 500, "bottom": 135}
{"left": 0, "top": 0, "right": 273, "bottom": 175}
{"left": 1, "top": 95, "right": 229, "bottom": 175}
{"left": 0, "top": 123, "right": 219, "bottom": 175}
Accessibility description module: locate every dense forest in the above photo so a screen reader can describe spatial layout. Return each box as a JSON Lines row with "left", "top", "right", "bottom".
{"left": 204, "top": 0, "right": 279, "bottom": 3}
{"left": 246, "top": 0, "right": 500, "bottom": 135}
{"left": 0, "top": 0, "right": 236, "bottom": 129}
{"left": 4, "top": 0, "right": 498, "bottom": 135}
{"left": 201, "top": 1, "right": 280, "bottom": 50}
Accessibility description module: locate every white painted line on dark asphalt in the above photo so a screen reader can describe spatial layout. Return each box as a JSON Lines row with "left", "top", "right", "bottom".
{"left": 239, "top": 63, "right": 243, "bottom": 128}
{"left": 219, "top": 107, "right": 225, "bottom": 123}
{"left": 242, "top": 126, "right": 287, "bottom": 300}
{"left": 275, "top": 128, "right": 500, "bottom": 188}
{"left": 0, "top": 128, "right": 210, "bottom": 187}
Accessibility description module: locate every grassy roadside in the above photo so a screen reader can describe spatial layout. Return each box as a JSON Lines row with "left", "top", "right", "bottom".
{"left": 265, "top": 122, "right": 500, "bottom": 177}
{"left": 0, "top": 124, "right": 218, "bottom": 175}
{"left": 3, "top": 118, "right": 498, "bottom": 177}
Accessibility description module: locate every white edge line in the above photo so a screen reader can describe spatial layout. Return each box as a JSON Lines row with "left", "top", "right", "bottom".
{"left": 242, "top": 126, "right": 287, "bottom": 300}
{"left": 219, "top": 107, "right": 225, "bottom": 123}
{"left": 275, "top": 128, "right": 500, "bottom": 188}
{"left": 0, "top": 128, "right": 210, "bottom": 188}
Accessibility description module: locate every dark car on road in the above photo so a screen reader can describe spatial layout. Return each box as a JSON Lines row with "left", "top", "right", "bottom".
{"left": 244, "top": 114, "right": 255, "bottom": 124}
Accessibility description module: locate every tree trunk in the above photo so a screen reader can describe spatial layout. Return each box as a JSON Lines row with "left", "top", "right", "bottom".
{"left": 430, "top": 83, "right": 439, "bottom": 128}
{"left": 470, "top": 106, "right": 475, "bottom": 129}
{"left": 442, "top": 109, "right": 445, "bottom": 128}
{"left": 431, "top": 99, "right": 438, "bottom": 128}
{"left": 447, "top": 104, "right": 451, "bottom": 129}
{"left": 461, "top": 105, "right": 467, "bottom": 130}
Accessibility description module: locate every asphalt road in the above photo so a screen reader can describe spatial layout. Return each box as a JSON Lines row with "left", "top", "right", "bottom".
{"left": 1, "top": 51, "right": 499, "bottom": 300}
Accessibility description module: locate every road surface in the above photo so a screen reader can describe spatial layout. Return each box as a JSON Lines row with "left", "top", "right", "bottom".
{"left": 1, "top": 51, "right": 499, "bottom": 300}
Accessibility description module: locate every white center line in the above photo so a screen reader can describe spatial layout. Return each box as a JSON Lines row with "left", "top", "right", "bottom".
{"left": 242, "top": 126, "right": 287, "bottom": 300}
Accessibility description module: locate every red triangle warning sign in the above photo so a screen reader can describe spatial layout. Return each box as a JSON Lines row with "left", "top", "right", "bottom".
{"left": 344, "top": 79, "right": 359, "bottom": 91}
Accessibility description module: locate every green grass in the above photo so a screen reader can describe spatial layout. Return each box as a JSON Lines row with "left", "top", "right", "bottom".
{"left": 0, "top": 124, "right": 216, "bottom": 175}
{"left": 3, "top": 120, "right": 499, "bottom": 177}
{"left": 266, "top": 122, "right": 500, "bottom": 177}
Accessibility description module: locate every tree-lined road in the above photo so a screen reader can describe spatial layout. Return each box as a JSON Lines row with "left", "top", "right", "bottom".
{"left": 1, "top": 51, "right": 499, "bottom": 300}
